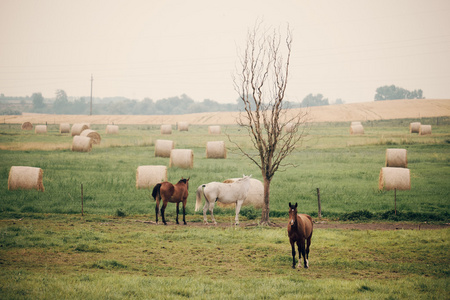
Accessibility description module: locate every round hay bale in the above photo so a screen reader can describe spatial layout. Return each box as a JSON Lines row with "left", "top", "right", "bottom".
{"left": 217, "top": 178, "right": 264, "bottom": 209}
{"left": 59, "top": 123, "right": 70, "bottom": 133}
{"left": 72, "top": 136, "right": 92, "bottom": 152}
{"left": 80, "top": 129, "right": 101, "bottom": 145}
{"left": 155, "top": 139, "right": 174, "bottom": 158}
{"left": 379, "top": 167, "right": 410, "bottom": 191}
{"left": 8, "top": 166, "right": 44, "bottom": 192}
{"left": 71, "top": 123, "right": 90, "bottom": 136}
{"left": 136, "top": 165, "right": 167, "bottom": 189}
{"left": 169, "top": 149, "right": 194, "bottom": 169}
{"left": 409, "top": 122, "right": 421, "bottom": 133}
{"left": 21, "top": 122, "right": 33, "bottom": 130}
{"left": 178, "top": 122, "right": 189, "bottom": 131}
{"left": 106, "top": 125, "right": 119, "bottom": 134}
{"left": 35, "top": 125, "right": 47, "bottom": 134}
{"left": 208, "top": 125, "right": 221, "bottom": 134}
{"left": 419, "top": 125, "right": 432, "bottom": 135}
{"left": 206, "top": 141, "right": 227, "bottom": 159}
{"left": 386, "top": 149, "right": 407, "bottom": 168}
{"left": 161, "top": 124, "right": 172, "bottom": 134}
{"left": 350, "top": 124, "right": 364, "bottom": 135}
{"left": 285, "top": 123, "right": 296, "bottom": 133}
{"left": 351, "top": 121, "right": 362, "bottom": 126}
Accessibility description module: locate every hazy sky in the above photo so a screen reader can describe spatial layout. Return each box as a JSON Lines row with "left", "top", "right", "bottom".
{"left": 1, "top": 0, "right": 449, "bottom": 104}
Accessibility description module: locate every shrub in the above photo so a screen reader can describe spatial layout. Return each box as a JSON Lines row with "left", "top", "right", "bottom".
{"left": 341, "top": 210, "right": 374, "bottom": 221}
{"left": 115, "top": 208, "right": 127, "bottom": 217}
{"left": 240, "top": 207, "right": 258, "bottom": 220}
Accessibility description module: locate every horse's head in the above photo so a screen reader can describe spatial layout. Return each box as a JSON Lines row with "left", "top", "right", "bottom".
{"left": 288, "top": 202, "right": 298, "bottom": 226}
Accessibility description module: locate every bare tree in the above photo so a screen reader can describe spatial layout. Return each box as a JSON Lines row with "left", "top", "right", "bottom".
{"left": 230, "top": 23, "right": 309, "bottom": 225}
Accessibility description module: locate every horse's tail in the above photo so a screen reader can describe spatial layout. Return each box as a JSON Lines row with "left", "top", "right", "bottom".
{"left": 152, "top": 183, "right": 162, "bottom": 201}
{"left": 195, "top": 184, "right": 205, "bottom": 211}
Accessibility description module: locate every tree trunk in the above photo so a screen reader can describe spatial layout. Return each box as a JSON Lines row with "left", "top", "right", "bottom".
{"left": 260, "top": 176, "right": 271, "bottom": 225}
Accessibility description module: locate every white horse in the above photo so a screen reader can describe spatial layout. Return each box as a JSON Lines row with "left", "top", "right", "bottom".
{"left": 195, "top": 175, "right": 252, "bottom": 225}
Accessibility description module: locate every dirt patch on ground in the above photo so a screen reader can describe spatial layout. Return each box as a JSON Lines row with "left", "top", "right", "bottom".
{"left": 311, "top": 222, "right": 448, "bottom": 231}
{"left": 136, "top": 219, "right": 449, "bottom": 230}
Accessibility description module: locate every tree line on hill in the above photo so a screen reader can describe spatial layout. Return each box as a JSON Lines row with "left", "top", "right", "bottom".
{"left": 0, "top": 84, "right": 424, "bottom": 115}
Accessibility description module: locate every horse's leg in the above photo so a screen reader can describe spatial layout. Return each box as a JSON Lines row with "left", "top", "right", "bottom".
{"left": 209, "top": 201, "right": 217, "bottom": 225}
{"left": 175, "top": 202, "right": 180, "bottom": 224}
{"left": 298, "top": 239, "right": 307, "bottom": 269}
{"left": 202, "top": 201, "right": 209, "bottom": 224}
{"left": 161, "top": 201, "right": 168, "bottom": 225}
{"left": 290, "top": 240, "right": 296, "bottom": 269}
{"left": 305, "top": 237, "right": 311, "bottom": 268}
{"left": 182, "top": 200, "right": 187, "bottom": 225}
{"left": 155, "top": 198, "right": 160, "bottom": 224}
{"left": 234, "top": 199, "right": 244, "bottom": 225}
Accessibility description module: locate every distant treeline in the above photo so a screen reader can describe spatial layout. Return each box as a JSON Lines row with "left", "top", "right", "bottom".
{"left": 0, "top": 84, "right": 425, "bottom": 115}
{"left": 0, "top": 94, "right": 239, "bottom": 115}
{"left": 0, "top": 93, "right": 304, "bottom": 115}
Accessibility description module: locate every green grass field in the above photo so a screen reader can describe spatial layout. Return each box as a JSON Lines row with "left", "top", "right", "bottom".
{"left": 0, "top": 118, "right": 449, "bottom": 221}
{"left": 0, "top": 117, "right": 449, "bottom": 299}
{"left": 0, "top": 216, "right": 448, "bottom": 299}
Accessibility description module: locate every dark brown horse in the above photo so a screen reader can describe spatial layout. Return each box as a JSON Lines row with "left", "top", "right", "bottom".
{"left": 152, "top": 178, "right": 189, "bottom": 225}
{"left": 287, "top": 202, "right": 313, "bottom": 269}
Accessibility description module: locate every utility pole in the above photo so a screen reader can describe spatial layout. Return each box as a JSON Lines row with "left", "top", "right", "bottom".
{"left": 90, "top": 74, "right": 93, "bottom": 115}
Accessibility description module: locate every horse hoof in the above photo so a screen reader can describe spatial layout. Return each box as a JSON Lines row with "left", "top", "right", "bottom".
{"left": 183, "top": 222, "right": 187, "bottom": 225}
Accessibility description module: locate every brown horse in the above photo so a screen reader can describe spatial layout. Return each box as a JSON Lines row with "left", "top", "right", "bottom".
{"left": 287, "top": 202, "right": 313, "bottom": 269}
{"left": 152, "top": 178, "right": 189, "bottom": 225}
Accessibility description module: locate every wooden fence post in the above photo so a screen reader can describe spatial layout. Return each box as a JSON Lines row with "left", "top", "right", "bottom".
{"left": 317, "top": 188, "right": 322, "bottom": 219}
{"left": 81, "top": 184, "right": 84, "bottom": 216}
{"left": 394, "top": 188, "right": 397, "bottom": 216}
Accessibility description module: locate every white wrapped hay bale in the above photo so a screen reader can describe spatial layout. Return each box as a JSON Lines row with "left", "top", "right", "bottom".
{"left": 208, "top": 125, "right": 221, "bottom": 134}
{"left": 161, "top": 124, "right": 172, "bottom": 134}
{"left": 217, "top": 178, "right": 264, "bottom": 208}
{"left": 35, "top": 125, "right": 47, "bottom": 134}
{"left": 72, "top": 136, "right": 93, "bottom": 152}
{"left": 169, "top": 149, "right": 194, "bottom": 169}
{"left": 206, "top": 141, "right": 227, "bottom": 159}
{"left": 178, "top": 122, "right": 189, "bottom": 131}
{"left": 8, "top": 166, "right": 44, "bottom": 192}
{"left": 21, "top": 122, "right": 33, "bottom": 130}
{"left": 80, "top": 129, "right": 101, "bottom": 145}
{"left": 385, "top": 149, "right": 408, "bottom": 168}
{"left": 379, "top": 167, "right": 410, "bottom": 191}
{"left": 106, "top": 125, "right": 119, "bottom": 134}
{"left": 59, "top": 123, "right": 70, "bottom": 133}
{"left": 350, "top": 124, "right": 364, "bottom": 135}
{"left": 419, "top": 125, "right": 432, "bottom": 135}
{"left": 409, "top": 122, "right": 421, "bottom": 133}
{"left": 155, "top": 139, "right": 174, "bottom": 158}
{"left": 136, "top": 165, "right": 167, "bottom": 189}
{"left": 71, "top": 123, "right": 90, "bottom": 136}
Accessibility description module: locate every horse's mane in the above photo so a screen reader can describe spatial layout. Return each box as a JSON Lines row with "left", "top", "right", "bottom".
{"left": 178, "top": 178, "right": 188, "bottom": 184}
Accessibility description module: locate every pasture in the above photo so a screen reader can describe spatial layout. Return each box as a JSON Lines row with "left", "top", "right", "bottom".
{"left": 0, "top": 117, "right": 449, "bottom": 299}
